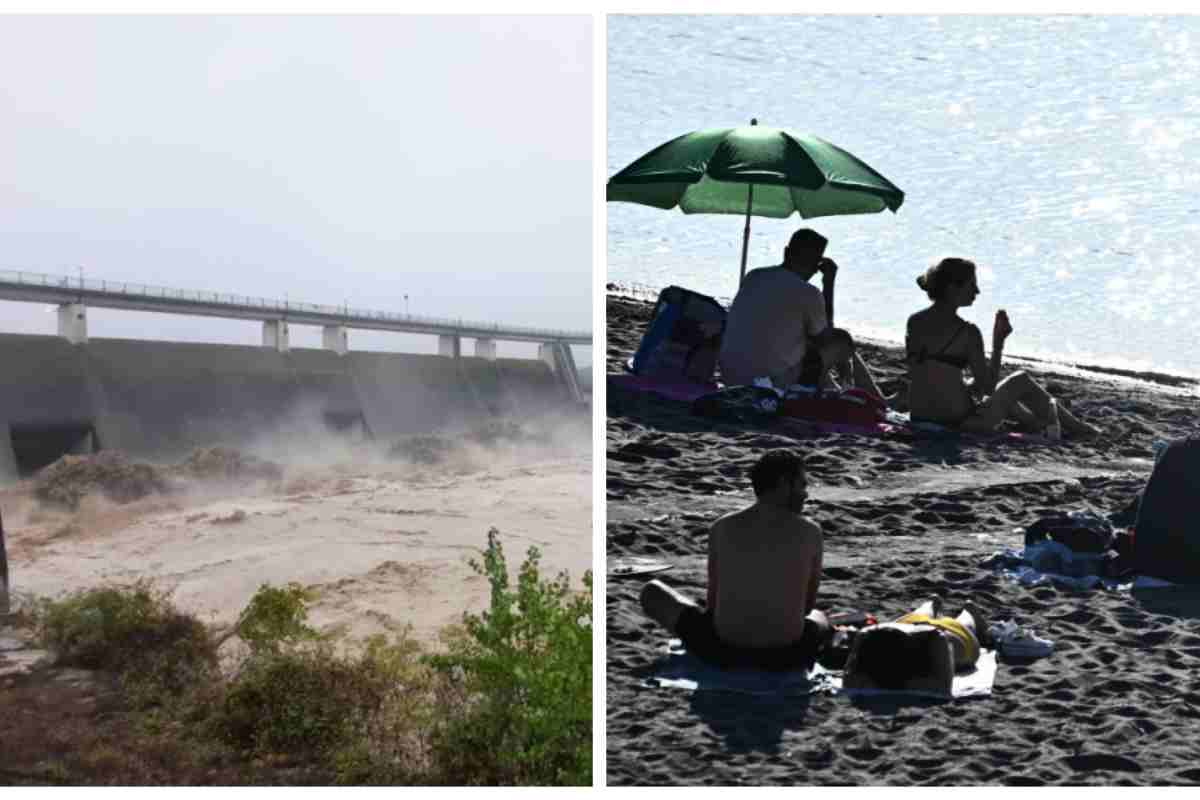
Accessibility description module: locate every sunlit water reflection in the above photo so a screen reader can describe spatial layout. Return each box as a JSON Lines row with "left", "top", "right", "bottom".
{"left": 608, "top": 15, "right": 1200, "bottom": 377}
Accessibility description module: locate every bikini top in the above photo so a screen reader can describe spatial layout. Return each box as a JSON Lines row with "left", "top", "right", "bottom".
{"left": 909, "top": 321, "right": 970, "bottom": 370}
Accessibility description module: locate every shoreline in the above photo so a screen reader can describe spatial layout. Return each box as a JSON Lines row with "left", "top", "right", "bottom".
{"left": 604, "top": 283, "right": 1200, "bottom": 393}
{"left": 606, "top": 292, "right": 1200, "bottom": 786}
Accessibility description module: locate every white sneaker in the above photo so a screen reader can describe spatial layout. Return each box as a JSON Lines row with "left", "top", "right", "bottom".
{"left": 989, "top": 620, "right": 1054, "bottom": 658}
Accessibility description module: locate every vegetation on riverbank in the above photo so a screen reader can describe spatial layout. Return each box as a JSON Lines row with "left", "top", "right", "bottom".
{"left": 1, "top": 529, "right": 591, "bottom": 786}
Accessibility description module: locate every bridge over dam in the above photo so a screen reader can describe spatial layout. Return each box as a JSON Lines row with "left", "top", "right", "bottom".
{"left": 0, "top": 271, "right": 592, "bottom": 480}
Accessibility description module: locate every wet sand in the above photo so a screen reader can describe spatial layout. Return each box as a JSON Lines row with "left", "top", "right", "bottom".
{"left": 606, "top": 292, "right": 1200, "bottom": 786}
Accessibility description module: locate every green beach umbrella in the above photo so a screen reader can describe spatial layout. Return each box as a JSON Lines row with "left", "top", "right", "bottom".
{"left": 607, "top": 119, "right": 905, "bottom": 284}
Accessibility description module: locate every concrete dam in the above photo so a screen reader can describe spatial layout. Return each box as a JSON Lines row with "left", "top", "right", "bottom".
{"left": 0, "top": 332, "right": 580, "bottom": 481}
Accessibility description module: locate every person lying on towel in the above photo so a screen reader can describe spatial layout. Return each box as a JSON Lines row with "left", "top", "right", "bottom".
{"left": 842, "top": 596, "right": 994, "bottom": 694}
{"left": 718, "top": 227, "right": 883, "bottom": 398}
{"left": 640, "top": 450, "right": 832, "bottom": 671}
{"left": 906, "top": 257, "right": 1100, "bottom": 438}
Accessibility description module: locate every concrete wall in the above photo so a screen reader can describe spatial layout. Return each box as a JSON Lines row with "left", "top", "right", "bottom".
{"left": 0, "top": 335, "right": 97, "bottom": 479}
{"left": 0, "top": 333, "right": 573, "bottom": 480}
{"left": 458, "top": 357, "right": 518, "bottom": 418}
{"left": 84, "top": 339, "right": 305, "bottom": 457}
{"left": 494, "top": 358, "right": 570, "bottom": 414}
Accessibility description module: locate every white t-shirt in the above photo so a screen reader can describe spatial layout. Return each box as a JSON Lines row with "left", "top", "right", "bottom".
{"left": 718, "top": 265, "right": 828, "bottom": 388}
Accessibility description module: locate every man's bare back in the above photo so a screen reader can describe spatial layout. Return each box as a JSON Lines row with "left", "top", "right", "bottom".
{"left": 709, "top": 504, "right": 823, "bottom": 648}
{"left": 639, "top": 450, "right": 831, "bottom": 669}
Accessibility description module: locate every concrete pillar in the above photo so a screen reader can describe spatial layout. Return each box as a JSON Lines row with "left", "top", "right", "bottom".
{"left": 539, "top": 342, "right": 557, "bottom": 372}
{"left": 57, "top": 303, "right": 87, "bottom": 344}
{"left": 1, "top": 506, "right": 9, "bottom": 616}
{"left": 323, "top": 325, "right": 349, "bottom": 356}
{"left": 474, "top": 338, "right": 497, "bottom": 360}
{"left": 262, "top": 319, "right": 290, "bottom": 352}
{"left": 438, "top": 334, "right": 461, "bottom": 359}
{"left": 0, "top": 426, "right": 17, "bottom": 484}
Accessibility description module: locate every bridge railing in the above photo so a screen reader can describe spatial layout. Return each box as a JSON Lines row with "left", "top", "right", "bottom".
{"left": 0, "top": 268, "right": 590, "bottom": 342}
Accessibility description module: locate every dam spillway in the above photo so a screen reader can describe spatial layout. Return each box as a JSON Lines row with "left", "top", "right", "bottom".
{"left": 0, "top": 332, "right": 577, "bottom": 480}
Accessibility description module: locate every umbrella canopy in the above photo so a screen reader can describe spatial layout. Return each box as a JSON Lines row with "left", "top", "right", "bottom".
{"left": 607, "top": 121, "right": 904, "bottom": 281}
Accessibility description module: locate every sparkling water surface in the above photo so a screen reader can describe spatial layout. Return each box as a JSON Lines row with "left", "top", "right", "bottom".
{"left": 608, "top": 15, "right": 1200, "bottom": 378}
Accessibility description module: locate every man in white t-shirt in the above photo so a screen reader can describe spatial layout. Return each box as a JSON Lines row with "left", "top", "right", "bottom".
{"left": 718, "top": 228, "right": 839, "bottom": 389}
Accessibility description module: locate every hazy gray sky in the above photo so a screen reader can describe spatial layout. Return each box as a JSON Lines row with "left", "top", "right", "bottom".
{"left": 0, "top": 15, "right": 592, "bottom": 358}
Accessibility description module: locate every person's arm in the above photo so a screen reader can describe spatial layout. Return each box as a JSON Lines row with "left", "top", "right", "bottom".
{"left": 818, "top": 258, "right": 838, "bottom": 327}
{"left": 706, "top": 523, "right": 719, "bottom": 613}
{"left": 988, "top": 310, "right": 1012, "bottom": 390}
{"left": 804, "top": 527, "right": 823, "bottom": 616}
{"left": 965, "top": 324, "right": 995, "bottom": 397}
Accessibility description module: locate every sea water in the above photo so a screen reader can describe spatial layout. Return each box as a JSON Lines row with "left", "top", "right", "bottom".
{"left": 608, "top": 15, "right": 1200, "bottom": 379}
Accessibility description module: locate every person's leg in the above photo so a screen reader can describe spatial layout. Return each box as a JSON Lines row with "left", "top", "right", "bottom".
{"left": 803, "top": 608, "right": 832, "bottom": 653}
{"left": 1055, "top": 401, "right": 1101, "bottom": 438}
{"left": 896, "top": 596, "right": 941, "bottom": 621}
{"left": 960, "top": 372, "right": 1046, "bottom": 433}
{"left": 1008, "top": 401, "right": 1042, "bottom": 432}
{"left": 963, "top": 372, "right": 1099, "bottom": 437}
{"left": 961, "top": 601, "right": 994, "bottom": 649}
{"left": 849, "top": 351, "right": 886, "bottom": 401}
{"left": 640, "top": 580, "right": 698, "bottom": 634}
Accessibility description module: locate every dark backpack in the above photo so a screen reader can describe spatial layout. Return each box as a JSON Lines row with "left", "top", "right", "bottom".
{"left": 628, "top": 286, "right": 726, "bottom": 382}
{"left": 1023, "top": 510, "right": 1115, "bottom": 555}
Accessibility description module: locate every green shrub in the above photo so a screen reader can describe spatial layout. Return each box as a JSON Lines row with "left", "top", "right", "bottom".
{"left": 233, "top": 582, "right": 320, "bottom": 654}
{"left": 218, "top": 642, "right": 368, "bottom": 757}
{"left": 427, "top": 527, "right": 592, "bottom": 786}
{"left": 217, "top": 630, "right": 438, "bottom": 781}
{"left": 36, "top": 580, "right": 217, "bottom": 705}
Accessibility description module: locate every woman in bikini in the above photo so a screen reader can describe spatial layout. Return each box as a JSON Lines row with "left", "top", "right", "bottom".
{"left": 906, "top": 257, "right": 1100, "bottom": 437}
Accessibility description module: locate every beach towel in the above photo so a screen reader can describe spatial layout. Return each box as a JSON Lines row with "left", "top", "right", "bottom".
{"left": 608, "top": 373, "right": 719, "bottom": 404}
{"left": 895, "top": 412, "right": 1046, "bottom": 442}
{"left": 648, "top": 640, "right": 997, "bottom": 699}
{"left": 646, "top": 639, "right": 840, "bottom": 695}
{"left": 835, "top": 650, "right": 999, "bottom": 700}
{"left": 778, "top": 387, "right": 887, "bottom": 427}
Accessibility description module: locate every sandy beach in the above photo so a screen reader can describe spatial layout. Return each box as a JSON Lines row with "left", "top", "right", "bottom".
{"left": 2, "top": 416, "right": 591, "bottom": 651}
{"left": 606, "top": 291, "right": 1200, "bottom": 786}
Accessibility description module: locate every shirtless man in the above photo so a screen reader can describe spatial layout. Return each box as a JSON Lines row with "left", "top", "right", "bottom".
{"left": 640, "top": 450, "right": 830, "bottom": 670}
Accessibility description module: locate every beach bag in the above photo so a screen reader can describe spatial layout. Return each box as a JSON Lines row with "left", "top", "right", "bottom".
{"left": 628, "top": 286, "right": 727, "bottom": 382}
{"left": 1133, "top": 436, "right": 1200, "bottom": 583}
{"left": 778, "top": 387, "right": 887, "bottom": 427}
{"left": 1023, "top": 510, "right": 1115, "bottom": 555}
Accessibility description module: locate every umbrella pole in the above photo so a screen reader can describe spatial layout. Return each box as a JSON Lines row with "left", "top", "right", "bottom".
{"left": 738, "top": 183, "right": 754, "bottom": 286}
